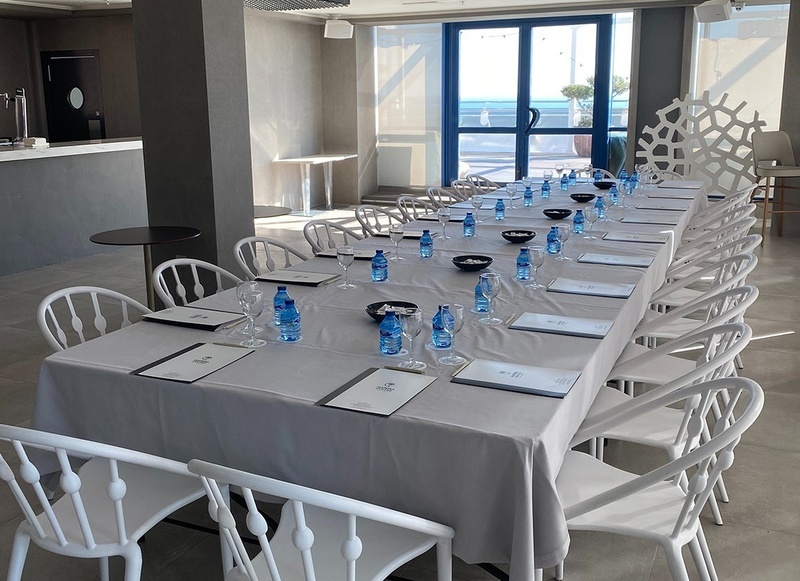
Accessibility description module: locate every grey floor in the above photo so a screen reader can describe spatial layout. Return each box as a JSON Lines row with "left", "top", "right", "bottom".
{"left": 0, "top": 210, "right": 798, "bottom": 580}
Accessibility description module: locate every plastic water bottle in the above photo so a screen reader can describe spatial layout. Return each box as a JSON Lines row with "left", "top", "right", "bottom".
{"left": 474, "top": 278, "right": 489, "bottom": 312}
{"left": 541, "top": 180, "right": 551, "bottom": 199}
{"left": 594, "top": 194, "right": 607, "bottom": 220}
{"left": 432, "top": 305, "right": 454, "bottom": 349}
{"left": 560, "top": 173, "right": 569, "bottom": 191}
{"left": 573, "top": 209, "right": 585, "bottom": 234}
{"left": 279, "top": 298, "right": 301, "bottom": 342}
{"left": 568, "top": 169, "right": 577, "bottom": 187}
{"left": 516, "top": 247, "right": 531, "bottom": 281}
{"left": 420, "top": 229, "right": 433, "bottom": 258}
{"left": 593, "top": 170, "right": 603, "bottom": 183}
{"left": 546, "top": 226, "right": 562, "bottom": 255}
{"left": 524, "top": 186, "right": 533, "bottom": 207}
{"left": 608, "top": 185, "right": 619, "bottom": 205}
{"left": 371, "top": 249, "right": 388, "bottom": 282}
{"left": 619, "top": 168, "right": 628, "bottom": 182}
{"left": 495, "top": 198, "right": 505, "bottom": 220}
{"left": 463, "top": 212, "right": 476, "bottom": 237}
{"left": 630, "top": 171, "right": 640, "bottom": 191}
{"left": 379, "top": 310, "right": 403, "bottom": 355}
{"left": 273, "top": 285, "right": 290, "bottom": 327}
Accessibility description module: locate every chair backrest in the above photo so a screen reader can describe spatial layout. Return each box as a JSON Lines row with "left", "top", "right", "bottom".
{"left": 0, "top": 424, "right": 200, "bottom": 554}
{"left": 652, "top": 253, "right": 757, "bottom": 307}
{"left": 354, "top": 205, "right": 407, "bottom": 237}
{"left": 153, "top": 258, "right": 242, "bottom": 307}
{"left": 675, "top": 215, "right": 757, "bottom": 263}
{"left": 428, "top": 187, "right": 463, "bottom": 207}
{"left": 396, "top": 196, "right": 436, "bottom": 221}
{"left": 752, "top": 130, "right": 796, "bottom": 170}
{"left": 37, "top": 286, "right": 152, "bottom": 352}
{"left": 234, "top": 236, "right": 309, "bottom": 280}
{"left": 302, "top": 220, "right": 364, "bottom": 255}
{"left": 667, "top": 234, "right": 762, "bottom": 279}
{"left": 687, "top": 185, "right": 756, "bottom": 228}
{"left": 566, "top": 377, "right": 764, "bottom": 540}
{"left": 465, "top": 174, "right": 500, "bottom": 193}
{"left": 187, "top": 458, "right": 455, "bottom": 581}
{"left": 448, "top": 181, "right": 476, "bottom": 200}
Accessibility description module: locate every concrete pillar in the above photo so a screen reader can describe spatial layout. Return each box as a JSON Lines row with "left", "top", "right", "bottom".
{"left": 779, "top": 0, "right": 800, "bottom": 236}
{"left": 132, "top": 0, "right": 254, "bottom": 273}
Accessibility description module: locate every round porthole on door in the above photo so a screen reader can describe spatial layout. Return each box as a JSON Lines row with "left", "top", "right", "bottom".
{"left": 67, "top": 87, "right": 84, "bottom": 110}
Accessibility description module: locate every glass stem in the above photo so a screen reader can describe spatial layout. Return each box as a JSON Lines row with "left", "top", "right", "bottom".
{"left": 408, "top": 337, "right": 415, "bottom": 364}
{"left": 449, "top": 332, "right": 456, "bottom": 359}
{"left": 344, "top": 267, "right": 348, "bottom": 286}
{"left": 249, "top": 315, "right": 256, "bottom": 344}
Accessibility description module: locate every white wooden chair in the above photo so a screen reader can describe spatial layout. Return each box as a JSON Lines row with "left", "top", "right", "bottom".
{"left": 464, "top": 174, "right": 500, "bottom": 193}
{"left": 427, "top": 187, "right": 462, "bottom": 208}
{"left": 234, "top": 236, "right": 309, "bottom": 280}
{"left": 302, "top": 220, "right": 364, "bottom": 255}
{"left": 396, "top": 196, "right": 436, "bottom": 221}
{"left": 153, "top": 258, "right": 242, "bottom": 307}
{"left": 448, "top": 180, "right": 476, "bottom": 200}
{"left": 0, "top": 424, "right": 206, "bottom": 581}
{"left": 557, "top": 377, "right": 764, "bottom": 581}
{"left": 354, "top": 205, "right": 407, "bottom": 237}
{"left": 187, "top": 458, "right": 455, "bottom": 581}
{"left": 37, "top": 286, "right": 152, "bottom": 352}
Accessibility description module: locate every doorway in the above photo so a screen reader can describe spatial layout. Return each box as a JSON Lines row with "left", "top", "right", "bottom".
{"left": 41, "top": 50, "right": 106, "bottom": 143}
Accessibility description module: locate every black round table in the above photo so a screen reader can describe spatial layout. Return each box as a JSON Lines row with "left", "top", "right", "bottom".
{"left": 90, "top": 226, "right": 201, "bottom": 310}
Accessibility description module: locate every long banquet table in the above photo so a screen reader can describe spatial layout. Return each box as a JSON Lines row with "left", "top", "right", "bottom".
{"left": 33, "top": 182, "right": 705, "bottom": 580}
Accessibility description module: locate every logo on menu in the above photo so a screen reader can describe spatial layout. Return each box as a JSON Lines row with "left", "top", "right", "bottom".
{"left": 193, "top": 356, "right": 213, "bottom": 365}
{"left": 376, "top": 382, "right": 396, "bottom": 392}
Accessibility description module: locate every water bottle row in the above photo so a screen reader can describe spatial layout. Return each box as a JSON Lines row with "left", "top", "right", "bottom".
{"left": 379, "top": 304, "right": 456, "bottom": 356}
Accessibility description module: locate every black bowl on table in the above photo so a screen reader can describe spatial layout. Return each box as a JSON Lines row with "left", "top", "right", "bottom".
{"left": 452, "top": 255, "right": 494, "bottom": 272}
{"left": 592, "top": 180, "right": 615, "bottom": 190}
{"left": 501, "top": 230, "right": 536, "bottom": 244}
{"left": 365, "top": 301, "right": 418, "bottom": 322}
{"left": 570, "top": 193, "right": 596, "bottom": 204}
{"left": 542, "top": 208, "right": 573, "bottom": 220}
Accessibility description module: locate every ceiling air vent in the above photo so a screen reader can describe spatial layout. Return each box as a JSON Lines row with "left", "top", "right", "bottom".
{"left": 245, "top": 0, "right": 350, "bottom": 10}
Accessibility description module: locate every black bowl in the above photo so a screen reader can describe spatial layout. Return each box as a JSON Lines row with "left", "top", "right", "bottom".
{"left": 570, "top": 193, "right": 596, "bottom": 203}
{"left": 365, "top": 301, "right": 418, "bottom": 322}
{"left": 542, "top": 208, "right": 573, "bottom": 220}
{"left": 452, "top": 255, "right": 494, "bottom": 272}
{"left": 592, "top": 180, "right": 615, "bottom": 190}
{"left": 501, "top": 230, "right": 536, "bottom": 244}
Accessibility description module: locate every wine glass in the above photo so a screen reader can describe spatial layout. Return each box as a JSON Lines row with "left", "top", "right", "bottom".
{"left": 398, "top": 307, "right": 426, "bottom": 370}
{"left": 526, "top": 245, "right": 547, "bottom": 289}
{"left": 583, "top": 206, "right": 599, "bottom": 239}
{"left": 543, "top": 169, "right": 553, "bottom": 182}
{"left": 239, "top": 288, "right": 267, "bottom": 348}
{"left": 505, "top": 183, "right": 516, "bottom": 209}
{"left": 556, "top": 223, "right": 571, "bottom": 261}
{"left": 389, "top": 225, "right": 404, "bottom": 261}
{"left": 617, "top": 180, "right": 631, "bottom": 209}
{"left": 478, "top": 273, "right": 502, "bottom": 326}
{"left": 438, "top": 207, "right": 451, "bottom": 239}
{"left": 438, "top": 303, "right": 465, "bottom": 366}
{"left": 522, "top": 176, "right": 533, "bottom": 190}
{"left": 236, "top": 281, "right": 264, "bottom": 334}
{"left": 554, "top": 163, "right": 564, "bottom": 178}
{"left": 471, "top": 194, "right": 484, "bottom": 223}
{"left": 336, "top": 246, "right": 356, "bottom": 289}
{"left": 584, "top": 163, "right": 593, "bottom": 183}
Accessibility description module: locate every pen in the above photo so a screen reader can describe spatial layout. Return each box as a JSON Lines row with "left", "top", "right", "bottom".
{"left": 504, "top": 313, "right": 517, "bottom": 326}
{"left": 212, "top": 342, "right": 251, "bottom": 349}
{"left": 384, "top": 365, "right": 426, "bottom": 375}
{"left": 451, "top": 360, "right": 469, "bottom": 377}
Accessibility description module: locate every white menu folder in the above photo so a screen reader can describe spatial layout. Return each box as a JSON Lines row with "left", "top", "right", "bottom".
{"left": 547, "top": 277, "right": 635, "bottom": 298}
{"left": 509, "top": 312, "right": 613, "bottom": 339}
{"left": 658, "top": 179, "right": 704, "bottom": 190}
{"left": 132, "top": 343, "right": 253, "bottom": 383}
{"left": 602, "top": 232, "right": 670, "bottom": 244}
{"left": 143, "top": 307, "right": 247, "bottom": 331}
{"left": 256, "top": 269, "right": 342, "bottom": 286}
{"left": 318, "top": 368, "right": 436, "bottom": 416}
{"left": 451, "top": 359, "right": 581, "bottom": 398}
{"left": 578, "top": 252, "right": 654, "bottom": 268}
{"left": 621, "top": 215, "right": 680, "bottom": 226}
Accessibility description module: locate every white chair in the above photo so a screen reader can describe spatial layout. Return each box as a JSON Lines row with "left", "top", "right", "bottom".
{"left": 684, "top": 185, "right": 755, "bottom": 232}
{"left": 428, "top": 187, "right": 463, "bottom": 207}
{"left": 234, "top": 236, "right": 309, "bottom": 280}
{"left": 354, "top": 205, "right": 407, "bottom": 237}
{"left": 396, "top": 196, "right": 436, "bottom": 221}
{"left": 676, "top": 205, "right": 756, "bottom": 250}
{"left": 187, "top": 458, "right": 455, "bottom": 581}
{"left": 153, "top": 258, "right": 242, "bottom": 307}
{"left": 666, "top": 234, "right": 761, "bottom": 282}
{"left": 302, "top": 219, "right": 364, "bottom": 255}
{"left": 0, "top": 424, "right": 206, "bottom": 581}
{"left": 37, "top": 286, "right": 152, "bottom": 352}
{"left": 751, "top": 130, "right": 800, "bottom": 243}
{"left": 558, "top": 377, "right": 764, "bottom": 581}
{"left": 465, "top": 174, "right": 500, "bottom": 193}
{"left": 448, "top": 180, "right": 477, "bottom": 201}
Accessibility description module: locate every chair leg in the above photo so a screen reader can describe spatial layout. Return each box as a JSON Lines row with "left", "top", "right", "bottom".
{"left": 778, "top": 180, "right": 785, "bottom": 237}
{"left": 589, "top": 437, "right": 597, "bottom": 458}
{"left": 436, "top": 538, "right": 453, "bottom": 581}
{"left": 597, "top": 437, "right": 605, "bottom": 462}
{"left": 689, "top": 536, "right": 712, "bottom": 581}
{"left": 708, "top": 490, "right": 724, "bottom": 526}
{"left": 734, "top": 353, "right": 744, "bottom": 370}
{"left": 99, "top": 556, "right": 110, "bottom": 581}
{"left": 715, "top": 472, "right": 730, "bottom": 503}
{"left": 761, "top": 179, "right": 771, "bottom": 244}
{"left": 6, "top": 528, "right": 31, "bottom": 581}
{"left": 663, "top": 543, "right": 691, "bottom": 581}
{"left": 123, "top": 544, "right": 144, "bottom": 581}
{"left": 697, "top": 525, "right": 719, "bottom": 581}
{"left": 555, "top": 560, "right": 564, "bottom": 581}
{"left": 219, "top": 484, "right": 234, "bottom": 576}
{"left": 534, "top": 568, "right": 543, "bottom": 581}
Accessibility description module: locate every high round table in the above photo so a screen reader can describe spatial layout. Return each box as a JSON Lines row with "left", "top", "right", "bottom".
{"left": 90, "top": 226, "right": 201, "bottom": 310}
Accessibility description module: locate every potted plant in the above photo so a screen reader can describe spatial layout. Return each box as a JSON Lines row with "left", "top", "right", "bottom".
{"left": 561, "top": 75, "right": 629, "bottom": 156}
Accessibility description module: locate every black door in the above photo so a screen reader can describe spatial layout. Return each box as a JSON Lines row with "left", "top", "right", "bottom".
{"left": 41, "top": 50, "right": 106, "bottom": 143}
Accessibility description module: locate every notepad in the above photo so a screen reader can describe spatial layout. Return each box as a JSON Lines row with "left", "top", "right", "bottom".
{"left": 143, "top": 307, "right": 247, "bottom": 331}
{"left": 256, "top": 269, "right": 342, "bottom": 286}
{"left": 373, "top": 230, "right": 426, "bottom": 239}
{"left": 132, "top": 343, "right": 253, "bottom": 383}
{"left": 418, "top": 213, "right": 467, "bottom": 222}
{"left": 602, "top": 232, "right": 670, "bottom": 244}
{"left": 621, "top": 216, "right": 680, "bottom": 226}
{"left": 451, "top": 359, "right": 580, "bottom": 398}
{"left": 578, "top": 253, "right": 654, "bottom": 268}
{"left": 318, "top": 368, "right": 436, "bottom": 416}
{"left": 509, "top": 312, "right": 613, "bottom": 339}
{"left": 658, "top": 179, "right": 704, "bottom": 189}
{"left": 547, "top": 277, "right": 635, "bottom": 298}
{"left": 316, "top": 249, "right": 388, "bottom": 260}
{"left": 635, "top": 202, "right": 689, "bottom": 212}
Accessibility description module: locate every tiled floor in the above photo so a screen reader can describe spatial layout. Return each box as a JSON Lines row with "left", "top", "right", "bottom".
{"left": 0, "top": 210, "right": 798, "bottom": 580}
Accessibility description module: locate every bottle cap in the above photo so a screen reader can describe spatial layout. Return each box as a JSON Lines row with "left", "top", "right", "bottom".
{"left": 376, "top": 249, "right": 384, "bottom": 254}
{"left": 285, "top": 298, "right": 295, "bottom": 305}
{"left": 277, "top": 285, "right": 286, "bottom": 291}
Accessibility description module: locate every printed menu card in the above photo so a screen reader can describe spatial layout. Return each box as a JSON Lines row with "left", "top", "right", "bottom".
{"left": 578, "top": 253, "right": 654, "bottom": 268}
{"left": 133, "top": 343, "right": 253, "bottom": 383}
{"left": 256, "top": 269, "right": 342, "bottom": 286}
{"left": 635, "top": 201, "right": 690, "bottom": 211}
{"left": 316, "top": 249, "right": 385, "bottom": 260}
{"left": 602, "top": 232, "right": 670, "bottom": 244}
{"left": 451, "top": 359, "right": 580, "bottom": 398}
{"left": 547, "top": 277, "right": 635, "bottom": 298}
{"left": 621, "top": 215, "right": 680, "bottom": 226}
{"left": 319, "top": 368, "right": 436, "bottom": 416}
{"left": 374, "top": 230, "right": 425, "bottom": 239}
{"left": 144, "top": 307, "right": 246, "bottom": 331}
{"left": 509, "top": 312, "right": 613, "bottom": 339}
{"left": 658, "top": 179, "right": 704, "bottom": 189}
{"left": 646, "top": 190, "right": 697, "bottom": 200}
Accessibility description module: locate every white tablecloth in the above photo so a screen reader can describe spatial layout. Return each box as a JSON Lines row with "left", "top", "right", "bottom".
{"left": 33, "top": 184, "right": 705, "bottom": 579}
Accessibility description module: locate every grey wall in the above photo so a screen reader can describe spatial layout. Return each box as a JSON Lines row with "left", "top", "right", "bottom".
{"left": 355, "top": 25, "right": 378, "bottom": 201}
{"left": 0, "top": 19, "right": 37, "bottom": 139}
{"left": 779, "top": 0, "right": 800, "bottom": 236}
{"left": 0, "top": 150, "right": 147, "bottom": 275}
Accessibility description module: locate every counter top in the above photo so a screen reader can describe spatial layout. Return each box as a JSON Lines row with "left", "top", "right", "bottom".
{"left": 0, "top": 138, "right": 143, "bottom": 162}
